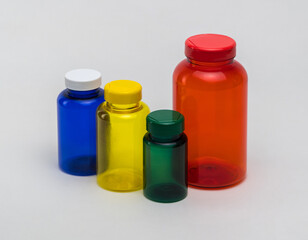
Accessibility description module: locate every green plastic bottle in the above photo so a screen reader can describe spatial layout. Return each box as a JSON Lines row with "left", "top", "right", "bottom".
{"left": 143, "top": 110, "right": 187, "bottom": 203}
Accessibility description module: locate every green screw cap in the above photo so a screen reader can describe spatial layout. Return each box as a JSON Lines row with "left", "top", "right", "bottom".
{"left": 146, "top": 110, "right": 184, "bottom": 139}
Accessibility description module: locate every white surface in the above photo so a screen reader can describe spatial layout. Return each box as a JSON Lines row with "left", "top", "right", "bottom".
{"left": 65, "top": 69, "right": 101, "bottom": 91}
{"left": 0, "top": 0, "right": 307, "bottom": 240}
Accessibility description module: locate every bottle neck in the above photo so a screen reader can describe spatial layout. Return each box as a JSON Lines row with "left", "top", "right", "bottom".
{"left": 67, "top": 88, "right": 100, "bottom": 99}
{"left": 105, "top": 101, "right": 141, "bottom": 112}
{"left": 187, "top": 58, "right": 234, "bottom": 67}
{"left": 149, "top": 133, "right": 182, "bottom": 143}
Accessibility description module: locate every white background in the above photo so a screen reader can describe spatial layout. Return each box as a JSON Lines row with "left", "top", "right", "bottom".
{"left": 0, "top": 0, "right": 307, "bottom": 239}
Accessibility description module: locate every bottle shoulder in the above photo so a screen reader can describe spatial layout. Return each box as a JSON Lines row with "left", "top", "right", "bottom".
{"left": 97, "top": 101, "right": 150, "bottom": 120}
{"left": 58, "top": 88, "right": 104, "bottom": 108}
{"left": 173, "top": 59, "right": 247, "bottom": 90}
{"left": 143, "top": 133, "right": 187, "bottom": 147}
{"left": 140, "top": 102, "right": 150, "bottom": 114}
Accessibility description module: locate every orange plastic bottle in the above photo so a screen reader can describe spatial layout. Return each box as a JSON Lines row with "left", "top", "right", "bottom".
{"left": 173, "top": 34, "right": 247, "bottom": 188}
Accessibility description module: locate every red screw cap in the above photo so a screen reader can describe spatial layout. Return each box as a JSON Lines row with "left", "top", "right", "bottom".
{"left": 185, "top": 34, "right": 236, "bottom": 62}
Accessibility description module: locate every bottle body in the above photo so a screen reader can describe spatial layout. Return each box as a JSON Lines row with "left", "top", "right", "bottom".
{"left": 57, "top": 88, "right": 104, "bottom": 176}
{"left": 97, "top": 102, "right": 150, "bottom": 192}
{"left": 173, "top": 59, "right": 247, "bottom": 188}
{"left": 143, "top": 133, "right": 187, "bottom": 203}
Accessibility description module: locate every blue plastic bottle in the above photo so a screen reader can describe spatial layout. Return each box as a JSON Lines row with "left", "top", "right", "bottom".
{"left": 57, "top": 69, "right": 104, "bottom": 176}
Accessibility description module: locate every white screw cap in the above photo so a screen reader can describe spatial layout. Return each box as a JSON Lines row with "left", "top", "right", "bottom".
{"left": 65, "top": 69, "right": 102, "bottom": 91}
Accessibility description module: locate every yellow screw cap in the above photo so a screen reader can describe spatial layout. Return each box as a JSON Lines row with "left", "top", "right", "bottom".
{"left": 104, "top": 80, "right": 142, "bottom": 104}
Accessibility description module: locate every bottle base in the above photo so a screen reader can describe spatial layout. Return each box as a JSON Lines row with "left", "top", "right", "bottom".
{"left": 97, "top": 168, "right": 143, "bottom": 192}
{"left": 188, "top": 157, "right": 246, "bottom": 188}
{"left": 59, "top": 155, "right": 96, "bottom": 176}
{"left": 144, "top": 183, "right": 187, "bottom": 203}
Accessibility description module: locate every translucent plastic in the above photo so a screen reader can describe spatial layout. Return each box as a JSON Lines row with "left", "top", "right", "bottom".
{"left": 96, "top": 102, "right": 150, "bottom": 192}
{"left": 173, "top": 59, "right": 247, "bottom": 188}
{"left": 143, "top": 133, "right": 187, "bottom": 203}
{"left": 57, "top": 88, "right": 104, "bottom": 176}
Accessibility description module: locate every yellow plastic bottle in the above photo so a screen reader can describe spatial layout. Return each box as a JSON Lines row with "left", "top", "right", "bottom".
{"left": 96, "top": 80, "right": 150, "bottom": 192}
